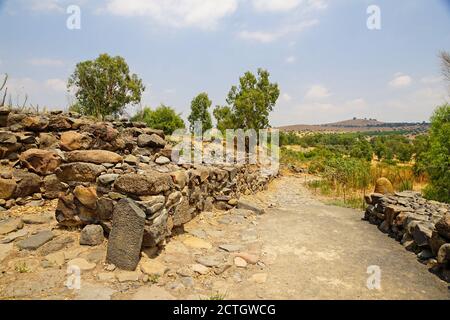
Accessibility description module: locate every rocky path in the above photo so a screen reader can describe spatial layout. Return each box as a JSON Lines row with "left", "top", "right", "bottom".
{"left": 0, "top": 174, "right": 448, "bottom": 300}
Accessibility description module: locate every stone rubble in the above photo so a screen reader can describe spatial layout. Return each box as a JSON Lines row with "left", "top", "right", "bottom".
{"left": 364, "top": 190, "right": 450, "bottom": 280}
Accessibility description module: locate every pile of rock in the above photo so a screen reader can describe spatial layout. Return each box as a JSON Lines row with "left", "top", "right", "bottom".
{"left": 0, "top": 108, "right": 276, "bottom": 270}
{"left": 364, "top": 190, "right": 450, "bottom": 279}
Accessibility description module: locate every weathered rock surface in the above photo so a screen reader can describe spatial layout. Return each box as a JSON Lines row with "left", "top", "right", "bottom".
{"left": 17, "top": 230, "right": 54, "bottom": 250}
{"left": 80, "top": 225, "right": 104, "bottom": 246}
{"left": 106, "top": 199, "right": 146, "bottom": 270}
{"left": 66, "top": 150, "right": 123, "bottom": 164}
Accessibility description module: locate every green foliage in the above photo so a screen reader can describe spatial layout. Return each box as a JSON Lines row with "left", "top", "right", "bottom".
{"left": 68, "top": 53, "right": 144, "bottom": 119}
{"left": 213, "top": 105, "right": 234, "bottom": 133}
{"left": 420, "top": 104, "right": 450, "bottom": 203}
{"left": 132, "top": 105, "right": 185, "bottom": 135}
{"left": 214, "top": 69, "right": 280, "bottom": 130}
{"left": 188, "top": 92, "right": 212, "bottom": 132}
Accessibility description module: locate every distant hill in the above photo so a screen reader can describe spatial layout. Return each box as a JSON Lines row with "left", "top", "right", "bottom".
{"left": 277, "top": 118, "right": 429, "bottom": 134}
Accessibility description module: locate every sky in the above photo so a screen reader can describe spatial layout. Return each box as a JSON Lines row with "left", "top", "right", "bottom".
{"left": 0, "top": 0, "right": 449, "bottom": 126}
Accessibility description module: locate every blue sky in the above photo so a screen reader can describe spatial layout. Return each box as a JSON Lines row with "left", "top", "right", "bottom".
{"left": 0, "top": 0, "right": 449, "bottom": 125}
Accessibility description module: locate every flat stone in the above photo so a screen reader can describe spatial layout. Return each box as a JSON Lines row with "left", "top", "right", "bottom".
{"left": 234, "top": 256, "right": 247, "bottom": 268}
{"left": 98, "top": 174, "right": 119, "bottom": 185}
{"left": 66, "top": 150, "right": 122, "bottom": 164}
{"left": 0, "top": 218, "right": 23, "bottom": 235}
{"left": 68, "top": 258, "right": 96, "bottom": 271}
{"left": 155, "top": 156, "right": 170, "bottom": 165}
{"left": 97, "top": 272, "right": 116, "bottom": 282}
{"left": 39, "top": 236, "right": 74, "bottom": 256}
{"left": 106, "top": 198, "right": 146, "bottom": 271}
{"left": 196, "top": 255, "right": 222, "bottom": 267}
{"left": 140, "top": 259, "right": 168, "bottom": 276}
{"left": 236, "top": 252, "right": 259, "bottom": 264}
{"left": 132, "top": 286, "right": 175, "bottom": 300}
{"left": 182, "top": 236, "right": 212, "bottom": 249}
{"left": 115, "top": 270, "right": 140, "bottom": 282}
{"left": 192, "top": 263, "right": 210, "bottom": 275}
{"left": 1, "top": 228, "right": 28, "bottom": 243}
{"left": 22, "top": 213, "right": 53, "bottom": 225}
{"left": 17, "top": 230, "right": 54, "bottom": 250}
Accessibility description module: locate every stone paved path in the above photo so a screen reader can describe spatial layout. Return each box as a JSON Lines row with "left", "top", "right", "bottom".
{"left": 0, "top": 174, "right": 448, "bottom": 300}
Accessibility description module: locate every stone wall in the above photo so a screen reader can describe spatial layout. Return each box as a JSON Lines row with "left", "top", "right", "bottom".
{"left": 364, "top": 191, "right": 450, "bottom": 279}
{"left": 0, "top": 108, "right": 277, "bottom": 270}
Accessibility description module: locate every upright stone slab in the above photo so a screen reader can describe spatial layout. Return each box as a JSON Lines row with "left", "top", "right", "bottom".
{"left": 106, "top": 198, "right": 145, "bottom": 270}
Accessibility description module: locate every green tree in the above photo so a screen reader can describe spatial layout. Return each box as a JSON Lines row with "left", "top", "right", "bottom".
{"left": 422, "top": 104, "right": 450, "bottom": 203}
{"left": 68, "top": 53, "right": 144, "bottom": 119}
{"left": 132, "top": 105, "right": 185, "bottom": 135}
{"left": 188, "top": 93, "right": 213, "bottom": 132}
{"left": 220, "top": 68, "right": 279, "bottom": 130}
{"left": 213, "top": 105, "right": 234, "bottom": 133}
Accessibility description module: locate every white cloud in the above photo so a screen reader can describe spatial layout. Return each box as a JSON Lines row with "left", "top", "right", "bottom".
{"left": 344, "top": 98, "right": 367, "bottom": 109}
{"left": 420, "top": 75, "right": 444, "bottom": 84}
{"left": 27, "top": 58, "right": 64, "bottom": 67}
{"left": 307, "top": 0, "right": 328, "bottom": 10}
{"left": 252, "top": 0, "right": 302, "bottom": 12}
{"left": 305, "top": 85, "right": 330, "bottom": 100}
{"left": 45, "top": 78, "right": 67, "bottom": 92}
{"left": 281, "top": 92, "right": 292, "bottom": 102}
{"left": 285, "top": 56, "right": 296, "bottom": 64}
{"left": 105, "top": 0, "right": 238, "bottom": 29}
{"left": 27, "top": 0, "right": 64, "bottom": 12}
{"left": 237, "top": 19, "right": 319, "bottom": 43}
{"left": 388, "top": 73, "right": 412, "bottom": 88}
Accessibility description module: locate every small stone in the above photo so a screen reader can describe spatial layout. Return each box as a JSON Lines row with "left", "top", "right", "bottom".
{"left": 237, "top": 200, "right": 265, "bottom": 215}
{"left": 17, "top": 230, "right": 54, "bottom": 250}
{"left": 180, "top": 276, "right": 194, "bottom": 288}
{"left": 192, "top": 263, "right": 210, "bottom": 275}
{"left": 68, "top": 258, "right": 96, "bottom": 271}
{"left": 155, "top": 156, "right": 170, "bottom": 165}
{"left": 228, "top": 198, "right": 238, "bottom": 206}
{"left": 80, "top": 225, "right": 104, "bottom": 246}
{"left": 234, "top": 256, "right": 247, "bottom": 268}
{"left": 98, "top": 174, "right": 119, "bottom": 185}
{"left": 124, "top": 155, "right": 138, "bottom": 165}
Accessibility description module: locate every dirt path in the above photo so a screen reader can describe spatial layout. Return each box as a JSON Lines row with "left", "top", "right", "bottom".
{"left": 0, "top": 174, "right": 448, "bottom": 300}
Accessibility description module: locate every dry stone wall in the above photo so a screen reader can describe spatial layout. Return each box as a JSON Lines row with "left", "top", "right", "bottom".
{"left": 364, "top": 191, "right": 450, "bottom": 279}
{"left": 0, "top": 108, "right": 276, "bottom": 270}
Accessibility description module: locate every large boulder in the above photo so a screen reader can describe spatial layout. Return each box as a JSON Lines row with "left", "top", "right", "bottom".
{"left": 55, "top": 193, "right": 81, "bottom": 227}
{"left": 12, "top": 170, "right": 41, "bottom": 198}
{"left": 21, "top": 116, "right": 49, "bottom": 131}
{"left": 106, "top": 198, "right": 146, "bottom": 270}
{"left": 56, "top": 162, "right": 105, "bottom": 183}
{"left": 114, "top": 172, "right": 172, "bottom": 197}
{"left": 66, "top": 150, "right": 123, "bottom": 164}
{"left": 435, "top": 214, "right": 450, "bottom": 240}
{"left": 374, "top": 178, "right": 394, "bottom": 194}
{"left": 137, "top": 134, "right": 166, "bottom": 148}
{"left": 60, "top": 131, "right": 92, "bottom": 151}
{"left": 0, "top": 178, "right": 17, "bottom": 200}
{"left": 19, "top": 148, "right": 62, "bottom": 175}
{"left": 43, "top": 174, "right": 67, "bottom": 199}
{"left": 73, "top": 185, "right": 97, "bottom": 209}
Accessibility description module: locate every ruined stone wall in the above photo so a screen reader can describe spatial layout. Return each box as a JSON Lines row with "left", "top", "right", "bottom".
{"left": 0, "top": 108, "right": 276, "bottom": 269}
{"left": 364, "top": 191, "right": 450, "bottom": 279}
